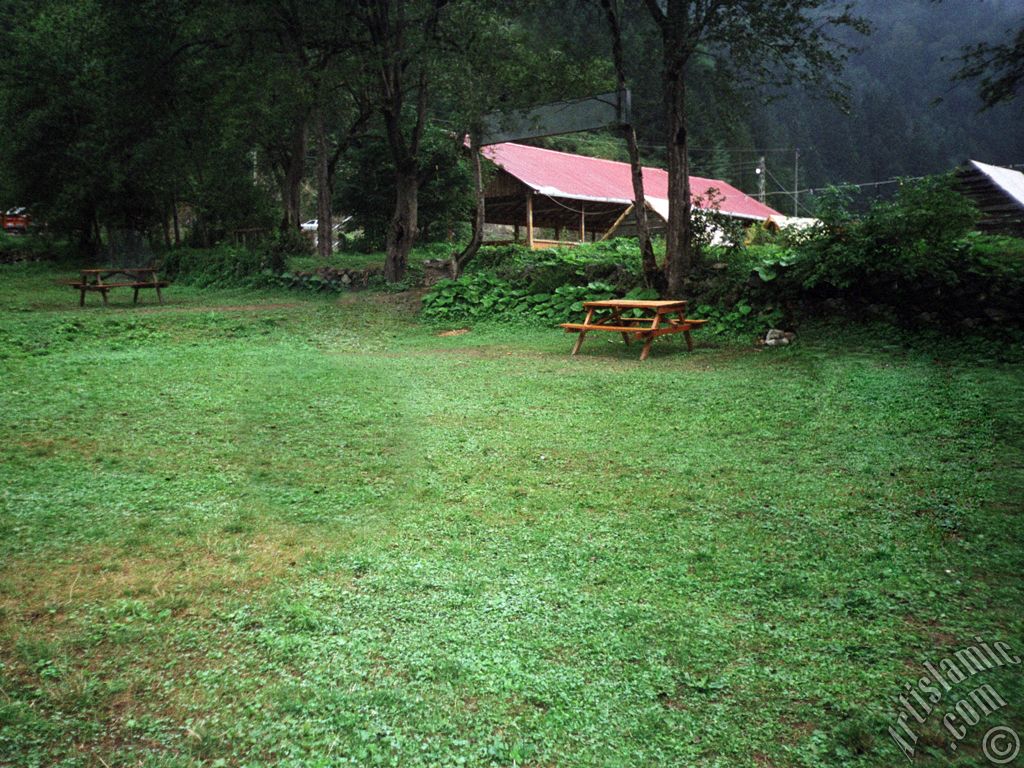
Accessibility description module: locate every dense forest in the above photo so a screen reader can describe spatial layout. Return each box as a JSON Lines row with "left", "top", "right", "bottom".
{"left": 0, "top": 0, "right": 1020, "bottom": 264}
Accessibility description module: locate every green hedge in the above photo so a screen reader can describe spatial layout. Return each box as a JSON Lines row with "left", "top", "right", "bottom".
{"left": 468, "top": 239, "right": 645, "bottom": 293}
{"left": 423, "top": 273, "right": 657, "bottom": 323}
{"left": 0, "top": 234, "right": 71, "bottom": 264}
{"left": 160, "top": 246, "right": 271, "bottom": 287}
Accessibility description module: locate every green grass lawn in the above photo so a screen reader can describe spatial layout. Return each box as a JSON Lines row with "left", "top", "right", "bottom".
{"left": 1, "top": 262, "right": 1022, "bottom": 767}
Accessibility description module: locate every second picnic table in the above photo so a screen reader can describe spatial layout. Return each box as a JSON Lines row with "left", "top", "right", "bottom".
{"left": 560, "top": 299, "right": 706, "bottom": 361}
{"left": 72, "top": 267, "right": 168, "bottom": 306}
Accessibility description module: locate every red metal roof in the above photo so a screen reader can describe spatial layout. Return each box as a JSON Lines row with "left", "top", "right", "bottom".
{"left": 481, "top": 141, "right": 781, "bottom": 221}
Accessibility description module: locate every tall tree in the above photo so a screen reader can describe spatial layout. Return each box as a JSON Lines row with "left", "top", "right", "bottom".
{"left": 597, "top": 0, "right": 660, "bottom": 288}
{"left": 638, "top": 0, "right": 866, "bottom": 295}
{"left": 352, "top": 0, "right": 448, "bottom": 282}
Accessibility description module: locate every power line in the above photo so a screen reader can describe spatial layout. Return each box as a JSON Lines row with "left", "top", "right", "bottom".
{"left": 636, "top": 142, "right": 798, "bottom": 153}
{"left": 764, "top": 166, "right": 815, "bottom": 217}
{"left": 760, "top": 161, "right": 1024, "bottom": 198}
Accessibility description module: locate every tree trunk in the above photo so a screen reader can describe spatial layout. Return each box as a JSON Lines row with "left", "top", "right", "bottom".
{"left": 315, "top": 110, "right": 333, "bottom": 259}
{"left": 280, "top": 117, "right": 307, "bottom": 232}
{"left": 664, "top": 63, "right": 693, "bottom": 297}
{"left": 451, "top": 133, "right": 485, "bottom": 278}
{"left": 385, "top": 166, "right": 418, "bottom": 283}
{"left": 600, "top": 0, "right": 661, "bottom": 290}
{"left": 625, "top": 125, "right": 661, "bottom": 290}
{"left": 162, "top": 205, "right": 172, "bottom": 249}
{"left": 171, "top": 193, "right": 180, "bottom": 246}
{"left": 381, "top": 67, "right": 428, "bottom": 284}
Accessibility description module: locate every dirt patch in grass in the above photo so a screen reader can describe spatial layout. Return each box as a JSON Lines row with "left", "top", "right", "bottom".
{"left": 15, "top": 436, "right": 101, "bottom": 459}
{"left": 0, "top": 532, "right": 324, "bottom": 631}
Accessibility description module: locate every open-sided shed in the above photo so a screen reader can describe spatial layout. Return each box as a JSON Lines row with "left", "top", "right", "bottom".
{"left": 480, "top": 142, "right": 781, "bottom": 248}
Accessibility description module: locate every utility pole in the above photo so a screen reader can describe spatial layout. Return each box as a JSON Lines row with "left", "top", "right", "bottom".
{"left": 757, "top": 156, "right": 766, "bottom": 204}
{"left": 793, "top": 148, "right": 800, "bottom": 216}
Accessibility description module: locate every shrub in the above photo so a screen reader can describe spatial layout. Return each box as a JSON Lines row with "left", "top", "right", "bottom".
{"left": 694, "top": 302, "right": 784, "bottom": 338}
{"left": 160, "top": 246, "right": 271, "bottom": 287}
{"left": 258, "top": 228, "right": 312, "bottom": 272}
{"left": 422, "top": 273, "right": 628, "bottom": 324}
{"left": 468, "top": 239, "right": 644, "bottom": 293}
{"left": 791, "top": 175, "right": 979, "bottom": 292}
{"left": 0, "top": 234, "right": 71, "bottom": 264}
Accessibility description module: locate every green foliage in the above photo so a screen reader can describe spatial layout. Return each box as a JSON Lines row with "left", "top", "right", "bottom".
{"left": 160, "top": 246, "right": 272, "bottom": 288}
{"left": 794, "top": 176, "right": 979, "bottom": 291}
{"left": 694, "top": 301, "right": 783, "bottom": 338}
{"left": 0, "top": 234, "right": 72, "bottom": 264}
{"left": 468, "top": 239, "right": 645, "bottom": 293}
{"left": 337, "top": 127, "right": 474, "bottom": 250}
{"left": 422, "top": 273, "right": 619, "bottom": 323}
{"left": 258, "top": 228, "right": 312, "bottom": 273}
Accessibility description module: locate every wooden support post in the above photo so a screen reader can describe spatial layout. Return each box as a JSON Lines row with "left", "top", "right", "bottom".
{"left": 514, "top": 224, "right": 519, "bottom": 242}
{"left": 555, "top": 225, "right": 562, "bottom": 241}
{"left": 599, "top": 203, "right": 633, "bottom": 241}
{"left": 579, "top": 203, "right": 586, "bottom": 243}
{"left": 525, "top": 192, "right": 534, "bottom": 249}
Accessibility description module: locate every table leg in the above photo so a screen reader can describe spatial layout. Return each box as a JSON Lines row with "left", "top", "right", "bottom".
{"left": 639, "top": 333, "right": 654, "bottom": 361}
{"left": 685, "top": 330, "right": 693, "bottom": 352}
{"left": 571, "top": 308, "right": 594, "bottom": 355}
{"left": 101, "top": 288, "right": 108, "bottom": 306}
{"left": 611, "top": 309, "right": 630, "bottom": 345}
{"left": 133, "top": 287, "right": 139, "bottom": 305}
{"left": 156, "top": 285, "right": 163, "bottom": 305}
{"left": 638, "top": 312, "right": 662, "bottom": 361}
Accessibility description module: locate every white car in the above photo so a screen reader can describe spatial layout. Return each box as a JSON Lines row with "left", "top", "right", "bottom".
{"left": 301, "top": 216, "right": 352, "bottom": 233}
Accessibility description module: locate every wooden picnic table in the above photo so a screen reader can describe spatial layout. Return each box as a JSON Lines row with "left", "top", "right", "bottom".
{"left": 71, "top": 267, "right": 168, "bottom": 306}
{"left": 560, "top": 299, "right": 706, "bottom": 361}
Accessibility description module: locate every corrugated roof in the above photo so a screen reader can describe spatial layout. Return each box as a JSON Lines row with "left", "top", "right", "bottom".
{"left": 968, "top": 160, "right": 1024, "bottom": 210}
{"left": 481, "top": 141, "right": 781, "bottom": 221}
{"left": 955, "top": 160, "right": 1024, "bottom": 235}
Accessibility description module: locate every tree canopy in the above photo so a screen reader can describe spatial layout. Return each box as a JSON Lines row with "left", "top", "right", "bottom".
{"left": 0, "top": 0, "right": 1020, "bottom": 278}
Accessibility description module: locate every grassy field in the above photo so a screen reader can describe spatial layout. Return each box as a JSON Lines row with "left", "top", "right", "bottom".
{"left": 1, "top": 261, "right": 1022, "bottom": 767}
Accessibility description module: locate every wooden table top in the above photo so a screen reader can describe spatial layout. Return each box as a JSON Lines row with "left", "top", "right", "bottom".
{"left": 582, "top": 299, "right": 687, "bottom": 310}
{"left": 80, "top": 267, "right": 158, "bottom": 274}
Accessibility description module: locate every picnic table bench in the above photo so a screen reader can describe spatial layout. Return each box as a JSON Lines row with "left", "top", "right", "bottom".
{"left": 560, "top": 299, "right": 706, "bottom": 361}
{"left": 70, "top": 267, "right": 168, "bottom": 306}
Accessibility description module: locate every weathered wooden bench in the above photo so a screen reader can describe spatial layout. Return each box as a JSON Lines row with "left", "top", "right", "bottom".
{"left": 71, "top": 268, "right": 168, "bottom": 306}
{"left": 560, "top": 299, "right": 706, "bottom": 361}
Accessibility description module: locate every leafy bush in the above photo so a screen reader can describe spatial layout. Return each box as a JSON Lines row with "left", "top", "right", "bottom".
{"left": 791, "top": 175, "right": 978, "bottom": 292}
{"left": 160, "top": 246, "right": 271, "bottom": 287}
{"left": 468, "top": 239, "right": 644, "bottom": 293}
{"left": 422, "top": 273, "right": 629, "bottom": 323}
{"left": 694, "top": 301, "right": 784, "bottom": 338}
{"left": 0, "top": 234, "right": 71, "bottom": 264}
{"left": 258, "top": 228, "right": 312, "bottom": 272}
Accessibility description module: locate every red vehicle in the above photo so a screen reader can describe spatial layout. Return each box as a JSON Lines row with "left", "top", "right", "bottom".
{"left": 2, "top": 207, "right": 31, "bottom": 234}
